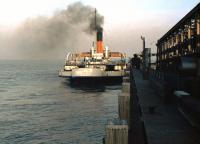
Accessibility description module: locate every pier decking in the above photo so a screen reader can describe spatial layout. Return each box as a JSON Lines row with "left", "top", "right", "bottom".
{"left": 132, "top": 70, "right": 200, "bottom": 144}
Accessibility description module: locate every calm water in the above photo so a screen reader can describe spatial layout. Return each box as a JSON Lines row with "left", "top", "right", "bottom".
{"left": 0, "top": 60, "right": 120, "bottom": 144}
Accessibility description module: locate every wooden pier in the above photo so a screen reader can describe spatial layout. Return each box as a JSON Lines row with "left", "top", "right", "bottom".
{"left": 103, "top": 3, "right": 200, "bottom": 144}
{"left": 131, "top": 69, "right": 200, "bottom": 144}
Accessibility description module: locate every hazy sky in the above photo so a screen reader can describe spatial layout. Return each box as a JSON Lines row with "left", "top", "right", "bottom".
{"left": 0, "top": 0, "right": 199, "bottom": 26}
{"left": 0, "top": 0, "right": 199, "bottom": 59}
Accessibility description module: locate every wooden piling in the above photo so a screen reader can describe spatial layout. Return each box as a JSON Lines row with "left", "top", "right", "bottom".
{"left": 122, "top": 82, "right": 130, "bottom": 93}
{"left": 118, "top": 92, "right": 130, "bottom": 123}
{"left": 125, "top": 71, "right": 130, "bottom": 77}
{"left": 105, "top": 120, "right": 128, "bottom": 144}
{"left": 123, "top": 76, "right": 130, "bottom": 83}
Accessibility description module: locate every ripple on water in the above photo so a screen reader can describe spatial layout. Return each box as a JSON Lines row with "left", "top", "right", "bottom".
{"left": 0, "top": 60, "right": 119, "bottom": 144}
{"left": 0, "top": 89, "right": 8, "bottom": 93}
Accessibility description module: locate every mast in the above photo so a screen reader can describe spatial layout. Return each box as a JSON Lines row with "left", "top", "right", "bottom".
{"left": 95, "top": 8, "right": 97, "bottom": 31}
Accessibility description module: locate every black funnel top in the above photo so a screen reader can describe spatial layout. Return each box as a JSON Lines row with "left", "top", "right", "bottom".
{"left": 97, "top": 29, "right": 103, "bottom": 41}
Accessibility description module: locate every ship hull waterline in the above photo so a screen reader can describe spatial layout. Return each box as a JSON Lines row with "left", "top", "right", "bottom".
{"left": 59, "top": 68, "right": 124, "bottom": 84}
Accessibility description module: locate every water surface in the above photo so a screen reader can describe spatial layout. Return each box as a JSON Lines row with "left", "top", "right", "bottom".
{"left": 0, "top": 60, "right": 120, "bottom": 144}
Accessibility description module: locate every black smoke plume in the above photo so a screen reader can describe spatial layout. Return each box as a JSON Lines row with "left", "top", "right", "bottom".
{"left": 0, "top": 2, "right": 104, "bottom": 59}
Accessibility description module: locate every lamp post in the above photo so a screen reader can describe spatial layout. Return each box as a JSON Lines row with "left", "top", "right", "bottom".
{"left": 141, "top": 36, "right": 145, "bottom": 53}
{"left": 141, "top": 36, "right": 147, "bottom": 79}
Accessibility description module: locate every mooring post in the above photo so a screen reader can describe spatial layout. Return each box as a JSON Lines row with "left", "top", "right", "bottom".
{"left": 124, "top": 70, "right": 130, "bottom": 77}
{"left": 123, "top": 76, "right": 130, "bottom": 83}
{"left": 105, "top": 120, "right": 128, "bottom": 144}
{"left": 122, "top": 82, "right": 130, "bottom": 93}
{"left": 118, "top": 75, "right": 131, "bottom": 123}
{"left": 118, "top": 92, "right": 130, "bottom": 123}
{"left": 120, "top": 79, "right": 130, "bottom": 119}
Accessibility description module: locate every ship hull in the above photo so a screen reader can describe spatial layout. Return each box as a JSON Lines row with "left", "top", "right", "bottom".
{"left": 59, "top": 68, "right": 124, "bottom": 85}
{"left": 70, "top": 76, "right": 123, "bottom": 85}
{"left": 59, "top": 68, "right": 125, "bottom": 78}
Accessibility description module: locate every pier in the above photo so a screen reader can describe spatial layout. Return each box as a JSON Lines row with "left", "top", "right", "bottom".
{"left": 104, "top": 2, "right": 200, "bottom": 144}
{"left": 130, "top": 69, "right": 200, "bottom": 144}
{"left": 104, "top": 65, "right": 200, "bottom": 144}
